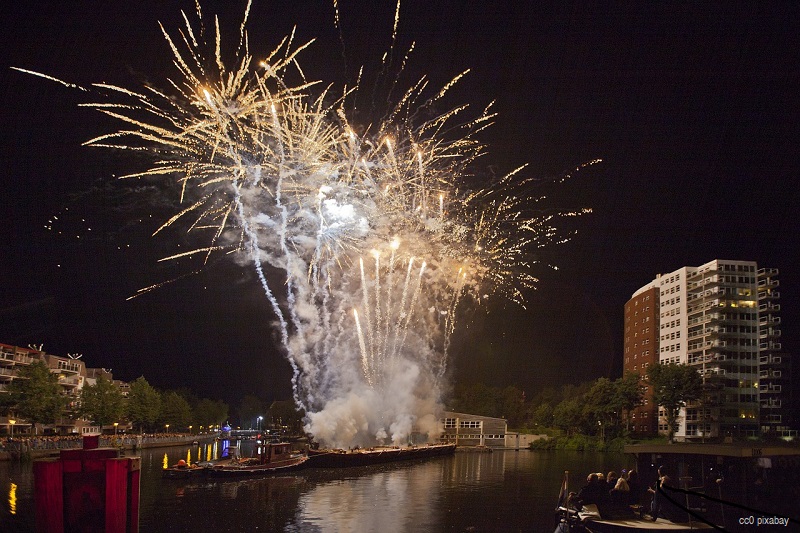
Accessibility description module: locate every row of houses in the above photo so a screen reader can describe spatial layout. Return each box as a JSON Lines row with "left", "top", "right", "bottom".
{"left": 0, "top": 343, "right": 130, "bottom": 435}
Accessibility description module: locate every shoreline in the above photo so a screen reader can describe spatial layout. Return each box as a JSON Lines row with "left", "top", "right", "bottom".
{"left": 0, "top": 434, "right": 213, "bottom": 461}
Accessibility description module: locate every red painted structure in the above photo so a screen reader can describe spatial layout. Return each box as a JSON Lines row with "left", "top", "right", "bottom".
{"left": 33, "top": 435, "right": 140, "bottom": 533}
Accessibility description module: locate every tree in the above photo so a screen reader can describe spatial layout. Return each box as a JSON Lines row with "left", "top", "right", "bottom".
{"left": 615, "top": 372, "right": 645, "bottom": 432}
{"left": 7, "top": 360, "right": 66, "bottom": 433}
{"left": 552, "top": 398, "right": 584, "bottom": 436}
{"left": 531, "top": 402, "right": 554, "bottom": 428}
{"left": 583, "top": 378, "right": 617, "bottom": 440}
{"left": 450, "top": 383, "right": 492, "bottom": 417}
{"left": 79, "top": 376, "right": 125, "bottom": 427}
{"left": 500, "top": 386, "right": 527, "bottom": 428}
{"left": 193, "top": 398, "right": 229, "bottom": 429}
{"left": 126, "top": 377, "right": 161, "bottom": 433}
{"left": 268, "top": 400, "right": 305, "bottom": 434}
{"left": 159, "top": 391, "right": 193, "bottom": 431}
{"left": 647, "top": 363, "right": 702, "bottom": 442}
{"left": 238, "top": 395, "right": 264, "bottom": 428}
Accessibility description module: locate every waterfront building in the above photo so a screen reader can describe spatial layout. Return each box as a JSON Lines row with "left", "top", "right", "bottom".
{"left": 0, "top": 342, "right": 129, "bottom": 435}
{"left": 439, "top": 411, "right": 507, "bottom": 448}
{"left": 624, "top": 260, "right": 795, "bottom": 440}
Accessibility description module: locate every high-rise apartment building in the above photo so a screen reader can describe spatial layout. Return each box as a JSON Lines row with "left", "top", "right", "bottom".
{"left": 624, "top": 260, "right": 794, "bottom": 440}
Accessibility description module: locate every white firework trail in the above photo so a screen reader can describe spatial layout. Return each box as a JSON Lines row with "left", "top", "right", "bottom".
{"left": 17, "top": 3, "right": 596, "bottom": 448}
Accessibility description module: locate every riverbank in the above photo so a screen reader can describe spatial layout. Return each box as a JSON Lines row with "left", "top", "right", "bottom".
{"left": 0, "top": 433, "right": 212, "bottom": 461}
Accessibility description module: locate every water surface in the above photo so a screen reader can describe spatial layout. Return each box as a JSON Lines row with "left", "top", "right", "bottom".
{"left": 0, "top": 444, "right": 626, "bottom": 532}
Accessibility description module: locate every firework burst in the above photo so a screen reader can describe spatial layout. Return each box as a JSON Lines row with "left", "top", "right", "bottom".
{"left": 17, "top": 2, "right": 594, "bottom": 447}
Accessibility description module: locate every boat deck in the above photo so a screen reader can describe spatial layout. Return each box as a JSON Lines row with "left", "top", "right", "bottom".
{"left": 558, "top": 507, "right": 715, "bottom": 532}
{"left": 587, "top": 517, "right": 715, "bottom": 531}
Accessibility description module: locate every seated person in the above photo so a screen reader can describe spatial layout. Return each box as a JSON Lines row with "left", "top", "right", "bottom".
{"left": 606, "top": 477, "right": 636, "bottom": 519}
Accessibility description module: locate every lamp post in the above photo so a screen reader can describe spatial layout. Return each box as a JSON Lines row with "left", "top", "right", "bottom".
{"left": 257, "top": 416, "right": 263, "bottom": 431}
{"left": 113, "top": 422, "right": 119, "bottom": 436}
{"left": 8, "top": 419, "right": 15, "bottom": 438}
{"left": 165, "top": 424, "right": 170, "bottom": 434}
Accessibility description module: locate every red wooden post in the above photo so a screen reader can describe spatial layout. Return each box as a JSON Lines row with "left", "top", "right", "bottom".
{"left": 105, "top": 459, "right": 128, "bottom": 533}
{"left": 35, "top": 442, "right": 140, "bottom": 532}
{"left": 127, "top": 457, "right": 141, "bottom": 533}
{"left": 33, "top": 460, "right": 64, "bottom": 533}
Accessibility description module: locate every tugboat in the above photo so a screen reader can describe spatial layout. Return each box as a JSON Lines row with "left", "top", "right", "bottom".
{"left": 207, "top": 441, "right": 307, "bottom": 477}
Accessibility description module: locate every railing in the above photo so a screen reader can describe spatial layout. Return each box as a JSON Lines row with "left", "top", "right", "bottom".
{"left": 0, "top": 433, "right": 207, "bottom": 453}
{"left": 759, "top": 342, "right": 782, "bottom": 351}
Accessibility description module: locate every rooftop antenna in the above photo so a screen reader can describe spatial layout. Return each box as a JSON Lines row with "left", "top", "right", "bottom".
{"left": 68, "top": 353, "right": 83, "bottom": 360}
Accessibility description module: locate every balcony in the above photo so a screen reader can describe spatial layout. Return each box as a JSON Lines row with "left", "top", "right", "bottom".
{"left": 761, "top": 400, "right": 782, "bottom": 409}
{"left": 759, "top": 302, "right": 780, "bottom": 312}
{"left": 759, "top": 355, "right": 782, "bottom": 365}
{"left": 55, "top": 362, "right": 82, "bottom": 375}
{"left": 688, "top": 313, "right": 720, "bottom": 326}
{"left": 58, "top": 375, "right": 81, "bottom": 388}
{"left": 759, "top": 342, "right": 782, "bottom": 351}
{"left": 758, "top": 267, "right": 779, "bottom": 277}
{"left": 758, "top": 289, "right": 780, "bottom": 300}
{"left": 759, "top": 384, "right": 781, "bottom": 393}
{"left": 757, "top": 277, "right": 779, "bottom": 288}
{"left": 759, "top": 315, "right": 781, "bottom": 325}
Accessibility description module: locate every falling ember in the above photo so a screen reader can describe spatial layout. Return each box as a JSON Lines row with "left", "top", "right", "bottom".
{"left": 17, "top": 3, "right": 594, "bottom": 448}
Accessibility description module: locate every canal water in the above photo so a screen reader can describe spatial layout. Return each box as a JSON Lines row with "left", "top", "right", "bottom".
{"left": 0, "top": 443, "right": 627, "bottom": 532}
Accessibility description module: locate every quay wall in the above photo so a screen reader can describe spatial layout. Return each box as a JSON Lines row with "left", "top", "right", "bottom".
{"left": 0, "top": 434, "right": 213, "bottom": 461}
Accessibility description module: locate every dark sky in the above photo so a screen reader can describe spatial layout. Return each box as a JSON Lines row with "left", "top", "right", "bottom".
{"left": 1, "top": 1, "right": 798, "bottom": 407}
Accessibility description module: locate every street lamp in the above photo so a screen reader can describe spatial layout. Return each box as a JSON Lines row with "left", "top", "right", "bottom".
{"left": 257, "top": 416, "right": 263, "bottom": 431}
{"left": 113, "top": 422, "right": 119, "bottom": 436}
{"left": 8, "top": 419, "right": 15, "bottom": 438}
{"left": 165, "top": 424, "right": 170, "bottom": 434}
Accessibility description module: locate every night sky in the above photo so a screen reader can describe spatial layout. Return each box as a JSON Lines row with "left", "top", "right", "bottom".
{"left": 1, "top": 1, "right": 798, "bottom": 408}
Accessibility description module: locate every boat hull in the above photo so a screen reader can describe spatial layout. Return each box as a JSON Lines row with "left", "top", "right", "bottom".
{"left": 162, "top": 466, "right": 205, "bottom": 479}
{"left": 556, "top": 508, "right": 715, "bottom": 532}
{"left": 206, "top": 456, "right": 308, "bottom": 477}
{"left": 307, "top": 443, "right": 456, "bottom": 468}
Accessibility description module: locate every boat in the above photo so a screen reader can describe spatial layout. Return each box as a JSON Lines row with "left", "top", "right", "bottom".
{"left": 554, "top": 471, "right": 716, "bottom": 532}
{"left": 206, "top": 441, "right": 308, "bottom": 477}
{"left": 624, "top": 442, "right": 800, "bottom": 529}
{"left": 162, "top": 459, "right": 207, "bottom": 479}
{"left": 555, "top": 506, "right": 715, "bottom": 532}
{"left": 306, "top": 443, "right": 456, "bottom": 468}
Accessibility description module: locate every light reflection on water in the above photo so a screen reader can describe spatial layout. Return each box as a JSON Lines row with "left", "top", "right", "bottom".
{"left": 289, "top": 461, "right": 443, "bottom": 532}
{"left": 0, "top": 444, "right": 627, "bottom": 532}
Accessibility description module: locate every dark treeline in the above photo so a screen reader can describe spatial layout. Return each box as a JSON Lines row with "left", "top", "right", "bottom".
{"left": 449, "top": 363, "right": 703, "bottom": 448}
{"left": 449, "top": 373, "right": 643, "bottom": 440}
